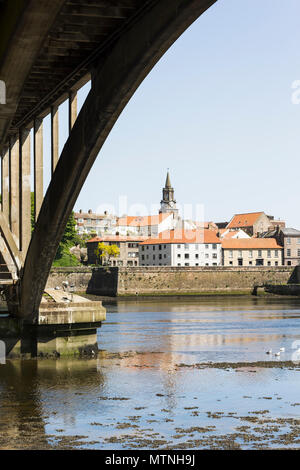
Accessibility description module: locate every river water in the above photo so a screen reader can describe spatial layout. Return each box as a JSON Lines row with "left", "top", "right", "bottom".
{"left": 1, "top": 297, "right": 300, "bottom": 450}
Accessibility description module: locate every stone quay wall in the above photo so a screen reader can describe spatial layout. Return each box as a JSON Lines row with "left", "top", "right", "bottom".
{"left": 47, "top": 266, "right": 293, "bottom": 296}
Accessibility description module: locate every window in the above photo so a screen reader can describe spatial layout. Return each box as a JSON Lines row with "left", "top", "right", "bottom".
{"left": 142, "top": 255, "right": 144, "bottom": 260}
{"left": 229, "top": 250, "right": 233, "bottom": 259}
{"left": 287, "top": 249, "right": 291, "bottom": 257}
{"left": 142, "top": 246, "right": 144, "bottom": 251}
{"left": 159, "top": 245, "right": 162, "bottom": 250}
{"left": 267, "top": 261, "right": 271, "bottom": 266}
{"left": 249, "top": 261, "right": 252, "bottom": 265}
{"left": 275, "top": 261, "right": 278, "bottom": 266}
{"left": 275, "top": 250, "right": 278, "bottom": 258}
{"left": 177, "top": 254, "right": 181, "bottom": 258}
{"left": 212, "top": 244, "right": 217, "bottom": 250}
{"left": 185, "top": 263, "right": 189, "bottom": 266}
{"left": 205, "top": 253, "right": 209, "bottom": 258}
{"left": 195, "top": 244, "right": 199, "bottom": 250}
{"left": 177, "top": 263, "right": 181, "bottom": 266}
{"left": 195, "top": 263, "right": 199, "bottom": 266}
{"left": 249, "top": 250, "right": 253, "bottom": 258}
{"left": 153, "top": 246, "right": 155, "bottom": 250}
{"left": 287, "top": 238, "right": 291, "bottom": 244}
{"left": 164, "top": 245, "right": 166, "bottom": 249}
{"left": 205, "top": 244, "right": 209, "bottom": 249}
{"left": 238, "top": 250, "right": 242, "bottom": 258}
{"left": 159, "top": 254, "right": 162, "bottom": 260}
{"left": 195, "top": 254, "right": 199, "bottom": 259}
{"left": 177, "top": 244, "right": 181, "bottom": 249}
{"left": 153, "top": 255, "right": 155, "bottom": 260}
{"left": 267, "top": 250, "right": 271, "bottom": 258}
{"left": 212, "top": 253, "right": 217, "bottom": 259}
{"left": 298, "top": 249, "right": 300, "bottom": 257}
{"left": 258, "top": 250, "right": 262, "bottom": 257}
{"left": 185, "top": 244, "right": 189, "bottom": 250}
{"left": 185, "top": 254, "right": 189, "bottom": 259}
{"left": 164, "top": 254, "right": 166, "bottom": 258}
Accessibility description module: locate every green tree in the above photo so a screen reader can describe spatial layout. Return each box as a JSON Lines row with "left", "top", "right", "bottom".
{"left": 95, "top": 242, "right": 120, "bottom": 266}
{"left": 53, "top": 211, "right": 81, "bottom": 266}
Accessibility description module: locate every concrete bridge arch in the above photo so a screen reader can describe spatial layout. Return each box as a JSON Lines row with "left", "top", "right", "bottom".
{"left": 0, "top": 0, "right": 217, "bottom": 320}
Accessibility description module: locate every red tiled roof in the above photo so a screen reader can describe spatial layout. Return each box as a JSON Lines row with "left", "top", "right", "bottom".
{"left": 227, "top": 212, "right": 264, "bottom": 229}
{"left": 87, "top": 235, "right": 147, "bottom": 243}
{"left": 140, "top": 229, "right": 221, "bottom": 245}
{"left": 221, "top": 238, "right": 282, "bottom": 249}
{"left": 117, "top": 213, "right": 171, "bottom": 227}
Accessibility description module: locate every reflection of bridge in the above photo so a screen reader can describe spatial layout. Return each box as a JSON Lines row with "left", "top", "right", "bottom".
{"left": 0, "top": 0, "right": 217, "bottom": 321}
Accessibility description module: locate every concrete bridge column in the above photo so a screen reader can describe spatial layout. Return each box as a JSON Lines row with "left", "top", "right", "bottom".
{"left": 68, "top": 91, "right": 77, "bottom": 134}
{"left": 9, "top": 135, "right": 19, "bottom": 246}
{"left": 19, "top": 128, "right": 31, "bottom": 254}
{"left": 51, "top": 106, "right": 59, "bottom": 175}
{"left": 1, "top": 146, "right": 9, "bottom": 222}
{"left": 33, "top": 118, "right": 43, "bottom": 222}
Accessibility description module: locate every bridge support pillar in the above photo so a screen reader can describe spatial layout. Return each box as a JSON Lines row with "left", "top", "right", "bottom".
{"left": 33, "top": 118, "right": 43, "bottom": 221}
{"left": 1, "top": 147, "right": 9, "bottom": 221}
{"left": 51, "top": 105, "right": 59, "bottom": 175}
{"left": 19, "top": 128, "right": 31, "bottom": 254}
{"left": 9, "top": 135, "right": 20, "bottom": 244}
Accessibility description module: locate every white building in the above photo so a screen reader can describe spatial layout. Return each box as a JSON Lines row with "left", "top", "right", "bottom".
{"left": 139, "top": 229, "right": 222, "bottom": 267}
{"left": 116, "top": 213, "right": 175, "bottom": 237}
{"left": 74, "top": 209, "right": 117, "bottom": 236}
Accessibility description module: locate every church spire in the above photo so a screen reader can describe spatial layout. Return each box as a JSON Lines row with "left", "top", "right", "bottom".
{"left": 165, "top": 171, "right": 171, "bottom": 189}
{"left": 159, "top": 171, "right": 178, "bottom": 216}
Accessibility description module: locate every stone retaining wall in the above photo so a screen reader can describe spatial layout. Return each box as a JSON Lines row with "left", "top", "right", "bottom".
{"left": 47, "top": 266, "right": 294, "bottom": 296}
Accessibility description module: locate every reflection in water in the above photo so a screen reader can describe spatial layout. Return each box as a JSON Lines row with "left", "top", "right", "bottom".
{"left": 100, "top": 297, "right": 300, "bottom": 364}
{"left": 0, "top": 297, "right": 300, "bottom": 449}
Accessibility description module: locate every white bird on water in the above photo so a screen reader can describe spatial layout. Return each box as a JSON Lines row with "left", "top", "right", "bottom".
{"left": 280, "top": 347, "right": 285, "bottom": 352}
{"left": 275, "top": 352, "right": 281, "bottom": 357}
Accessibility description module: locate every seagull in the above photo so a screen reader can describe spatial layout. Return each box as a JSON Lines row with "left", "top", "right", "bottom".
{"left": 266, "top": 350, "right": 272, "bottom": 355}
{"left": 275, "top": 352, "right": 281, "bottom": 357}
{"left": 280, "top": 347, "right": 285, "bottom": 352}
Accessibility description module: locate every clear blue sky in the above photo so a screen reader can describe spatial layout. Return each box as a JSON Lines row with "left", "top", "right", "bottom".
{"left": 43, "top": 0, "right": 300, "bottom": 228}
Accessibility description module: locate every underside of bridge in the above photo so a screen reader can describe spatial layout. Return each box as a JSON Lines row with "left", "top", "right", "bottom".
{"left": 0, "top": 0, "right": 217, "bottom": 322}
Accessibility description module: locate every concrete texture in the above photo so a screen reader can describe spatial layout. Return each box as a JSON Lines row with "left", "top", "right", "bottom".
{"left": 0, "top": 290, "right": 106, "bottom": 357}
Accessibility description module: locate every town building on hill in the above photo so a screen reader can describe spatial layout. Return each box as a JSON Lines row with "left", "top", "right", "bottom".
{"left": 116, "top": 213, "right": 175, "bottom": 237}
{"left": 226, "top": 212, "right": 285, "bottom": 237}
{"left": 280, "top": 228, "right": 300, "bottom": 266}
{"left": 87, "top": 235, "right": 147, "bottom": 266}
{"left": 74, "top": 209, "right": 117, "bottom": 235}
{"left": 260, "top": 227, "right": 300, "bottom": 266}
{"left": 221, "top": 238, "right": 283, "bottom": 267}
{"left": 139, "top": 229, "right": 222, "bottom": 267}
{"left": 226, "top": 212, "right": 271, "bottom": 236}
